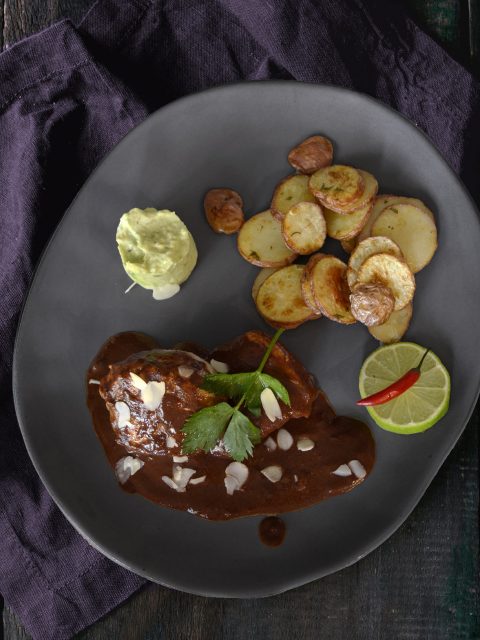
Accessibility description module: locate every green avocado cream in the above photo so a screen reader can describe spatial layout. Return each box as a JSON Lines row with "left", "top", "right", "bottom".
{"left": 116, "top": 208, "right": 197, "bottom": 294}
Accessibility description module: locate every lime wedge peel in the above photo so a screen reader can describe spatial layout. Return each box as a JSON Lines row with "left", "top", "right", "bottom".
{"left": 358, "top": 342, "right": 451, "bottom": 434}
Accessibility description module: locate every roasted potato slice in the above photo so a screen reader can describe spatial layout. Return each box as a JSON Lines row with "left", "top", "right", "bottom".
{"left": 350, "top": 283, "right": 395, "bottom": 326}
{"left": 309, "top": 165, "right": 364, "bottom": 212}
{"left": 368, "top": 303, "right": 413, "bottom": 344}
{"left": 256, "top": 265, "right": 317, "bottom": 329}
{"left": 323, "top": 198, "right": 374, "bottom": 241}
{"left": 252, "top": 267, "right": 279, "bottom": 301}
{"left": 204, "top": 188, "right": 244, "bottom": 234}
{"left": 372, "top": 203, "right": 437, "bottom": 273}
{"left": 357, "top": 253, "right": 415, "bottom": 311}
{"left": 300, "top": 266, "right": 322, "bottom": 314}
{"left": 271, "top": 174, "right": 317, "bottom": 220}
{"left": 282, "top": 202, "right": 327, "bottom": 254}
{"left": 356, "top": 195, "right": 434, "bottom": 243}
{"left": 238, "top": 210, "right": 297, "bottom": 267}
{"left": 306, "top": 254, "right": 356, "bottom": 324}
{"left": 287, "top": 135, "right": 333, "bottom": 174}
{"left": 347, "top": 236, "right": 403, "bottom": 290}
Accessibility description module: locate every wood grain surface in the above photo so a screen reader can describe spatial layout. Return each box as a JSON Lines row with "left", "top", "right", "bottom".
{"left": 1, "top": 1, "right": 479, "bottom": 639}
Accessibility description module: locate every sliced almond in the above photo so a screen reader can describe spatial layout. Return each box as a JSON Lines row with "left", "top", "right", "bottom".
{"left": 261, "top": 465, "right": 283, "bottom": 483}
{"left": 130, "top": 372, "right": 147, "bottom": 390}
{"left": 277, "top": 428, "right": 293, "bottom": 450}
{"left": 348, "top": 460, "right": 367, "bottom": 479}
{"left": 178, "top": 365, "right": 195, "bottom": 378}
{"left": 173, "top": 455, "right": 189, "bottom": 463}
{"left": 297, "top": 437, "right": 315, "bottom": 451}
{"left": 115, "top": 456, "right": 144, "bottom": 484}
{"left": 332, "top": 464, "right": 352, "bottom": 477}
{"left": 162, "top": 476, "right": 179, "bottom": 490}
{"left": 260, "top": 388, "right": 282, "bottom": 422}
{"left": 189, "top": 475, "right": 207, "bottom": 485}
{"left": 88, "top": 378, "right": 100, "bottom": 385}
{"left": 115, "top": 401, "right": 131, "bottom": 429}
{"left": 224, "top": 461, "right": 249, "bottom": 495}
{"left": 166, "top": 435, "right": 176, "bottom": 448}
{"left": 210, "top": 359, "right": 229, "bottom": 373}
{"left": 264, "top": 436, "right": 277, "bottom": 452}
{"left": 141, "top": 380, "right": 166, "bottom": 411}
{"left": 171, "top": 466, "right": 197, "bottom": 491}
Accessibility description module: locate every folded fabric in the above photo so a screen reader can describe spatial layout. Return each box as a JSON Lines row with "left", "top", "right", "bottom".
{"left": 0, "top": 0, "right": 478, "bottom": 638}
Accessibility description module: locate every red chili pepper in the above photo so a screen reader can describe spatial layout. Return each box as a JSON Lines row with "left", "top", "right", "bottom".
{"left": 357, "top": 348, "right": 430, "bottom": 406}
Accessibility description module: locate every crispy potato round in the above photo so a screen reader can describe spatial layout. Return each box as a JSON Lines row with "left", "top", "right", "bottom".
{"left": 341, "top": 237, "right": 357, "bottom": 254}
{"left": 323, "top": 198, "right": 374, "bottom": 241}
{"left": 347, "top": 236, "right": 403, "bottom": 290}
{"left": 357, "top": 253, "right": 415, "bottom": 311}
{"left": 306, "top": 254, "right": 356, "bottom": 324}
{"left": 350, "top": 283, "right": 395, "bottom": 326}
{"left": 372, "top": 203, "right": 438, "bottom": 273}
{"left": 287, "top": 135, "right": 333, "bottom": 174}
{"left": 282, "top": 202, "right": 327, "bottom": 254}
{"left": 204, "top": 188, "right": 244, "bottom": 234}
{"left": 251, "top": 267, "right": 279, "bottom": 301}
{"left": 271, "top": 174, "right": 317, "bottom": 220}
{"left": 309, "top": 165, "right": 364, "bottom": 212}
{"left": 237, "top": 210, "right": 297, "bottom": 267}
{"left": 356, "top": 195, "right": 434, "bottom": 243}
{"left": 256, "top": 265, "right": 317, "bottom": 329}
{"left": 368, "top": 303, "right": 413, "bottom": 343}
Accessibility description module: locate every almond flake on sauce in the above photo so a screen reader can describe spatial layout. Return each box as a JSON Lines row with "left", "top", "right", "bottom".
{"left": 261, "top": 465, "right": 283, "bottom": 483}
{"left": 115, "top": 401, "right": 132, "bottom": 429}
{"left": 173, "top": 455, "right": 189, "bottom": 463}
{"left": 142, "top": 380, "right": 166, "bottom": 411}
{"left": 88, "top": 379, "right": 100, "bottom": 385}
{"left": 189, "top": 475, "right": 207, "bottom": 485}
{"left": 224, "top": 462, "right": 249, "bottom": 495}
{"left": 332, "top": 464, "right": 352, "bottom": 477}
{"left": 264, "top": 436, "right": 277, "bottom": 452}
{"left": 297, "top": 437, "right": 315, "bottom": 452}
{"left": 166, "top": 435, "right": 176, "bottom": 448}
{"left": 162, "top": 466, "right": 198, "bottom": 493}
{"left": 178, "top": 365, "right": 195, "bottom": 378}
{"left": 210, "top": 359, "right": 229, "bottom": 373}
{"left": 277, "top": 428, "right": 293, "bottom": 450}
{"left": 260, "top": 388, "right": 282, "bottom": 422}
{"left": 115, "top": 456, "right": 144, "bottom": 484}
{"left": 348, "top": 459, "right": 366, "bottom": 479}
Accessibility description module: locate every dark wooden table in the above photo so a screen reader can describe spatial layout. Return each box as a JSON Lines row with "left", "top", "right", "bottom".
{"left": 1, "top": 1, "right": 479, "bottom": 639}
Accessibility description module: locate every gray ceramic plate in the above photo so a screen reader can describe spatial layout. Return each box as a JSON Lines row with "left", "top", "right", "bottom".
{"left": 13, "top": 82, "right": 480, "bottom": 597}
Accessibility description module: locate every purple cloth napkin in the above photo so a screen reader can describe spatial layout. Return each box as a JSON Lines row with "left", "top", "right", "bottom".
{"left": 0, "top": 0, "right": 479, "bottom": 638}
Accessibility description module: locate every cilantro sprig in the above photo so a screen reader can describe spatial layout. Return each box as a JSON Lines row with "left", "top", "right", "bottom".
{"left": 181, "top": 328, "right": 290, "bottom": 461}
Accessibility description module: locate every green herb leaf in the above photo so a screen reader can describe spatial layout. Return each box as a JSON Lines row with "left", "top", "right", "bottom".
{"left": 201, "top": 372, "right": 257, "bottom": 403}
{"left": 181, "top": 402, "right": 233, "bottom": 454}
{"left": 223, "top": 410, "right": 261, "bottom": 461}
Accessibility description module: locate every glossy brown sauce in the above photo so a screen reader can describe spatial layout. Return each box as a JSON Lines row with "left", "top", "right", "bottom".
{"left": 259, "top": 516, "right": 286, "bottom": 547}
{"left": 87, "top": 331, "right": 375, "bottom": 521}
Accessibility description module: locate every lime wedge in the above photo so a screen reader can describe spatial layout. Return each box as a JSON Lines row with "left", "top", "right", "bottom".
{"left": 358, "top": 342, "right": 450, "bottom": 434}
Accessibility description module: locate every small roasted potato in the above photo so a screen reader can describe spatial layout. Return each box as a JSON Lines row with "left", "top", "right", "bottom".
{"left": 350, "top": 283, "right": 395, "bottom": 326}
{"left": 309, "top": 165, "right": 364, "bottom": 212}
{"left": 372, "top": 203, "right": 437, "bottom": 273}
{"left": 282, "top": 202, "right": 326, "bottom": 254}
{"left": 256, "top": 265, "right": 317, "bottom": 329}
{"left": 287, "top": 135, "right": 333, "bottom": 174}
{"left": 368, "top": 303, "right": 413, "bottom": 343}
{"left": 270, "top": 174, "right": 317, "bottom": 220}
{"left": 204, "top": 188, "right": 244, "bottom": 234}
{"left": 237, "top": 210, "right": 297, "bottom": 267}
{"left": 357, "top": 253, "right": 415, "bottom": 311}
{"left": 252, "top": 267, "right": 279, "bottom": 301}
{"left": 347, "top": 236, "right": 403, "bottom": 290}
{"left": 305, "top": 254, "right": 356, "bottom": 324}
{"left": 323, "top": 198, "right": 373, "bottom": 241}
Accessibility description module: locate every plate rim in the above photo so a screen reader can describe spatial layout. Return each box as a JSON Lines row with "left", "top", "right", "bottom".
{"left": 12, "top": 80, "right": 480, "bottom": 597}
